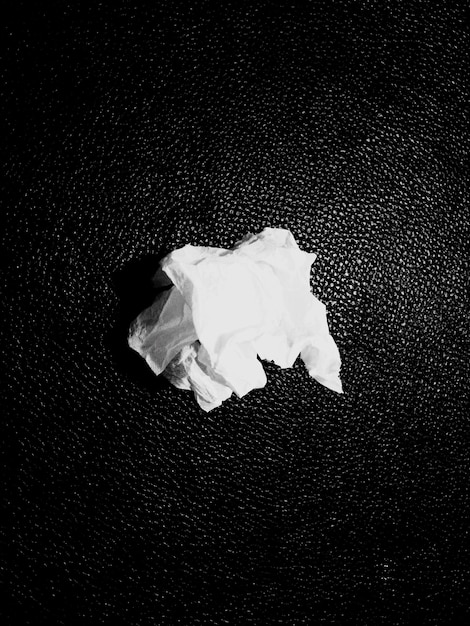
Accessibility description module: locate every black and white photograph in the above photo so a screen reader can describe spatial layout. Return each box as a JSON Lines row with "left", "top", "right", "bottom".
{"left": 2, "top": 1, "right": 469, "bottom": 623}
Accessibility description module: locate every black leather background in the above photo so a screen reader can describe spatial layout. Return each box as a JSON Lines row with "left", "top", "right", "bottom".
{"left": 2, "top": 1, "right": 469, "bottom": 624}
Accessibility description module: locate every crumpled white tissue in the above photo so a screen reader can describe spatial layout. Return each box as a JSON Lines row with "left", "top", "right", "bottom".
{"left": 128, "top": 228, "right": 342, "bottom": 411}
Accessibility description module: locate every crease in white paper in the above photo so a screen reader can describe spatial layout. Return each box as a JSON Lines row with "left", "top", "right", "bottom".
{"left": 129, "top": 227, "right": 343, "bottom": 411}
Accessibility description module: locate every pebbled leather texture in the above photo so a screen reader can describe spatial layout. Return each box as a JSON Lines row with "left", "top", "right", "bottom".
{"left": 2, "top": 1, "right": 469, "bottom": 624}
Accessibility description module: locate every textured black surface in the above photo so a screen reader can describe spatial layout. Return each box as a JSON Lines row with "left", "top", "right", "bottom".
{"left": 2, "top": 1, "right": 469, "bottom": 624}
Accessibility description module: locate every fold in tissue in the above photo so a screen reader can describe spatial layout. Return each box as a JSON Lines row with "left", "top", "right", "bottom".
{"left": 128, "top": 228, "right": 342, "bottom": 411}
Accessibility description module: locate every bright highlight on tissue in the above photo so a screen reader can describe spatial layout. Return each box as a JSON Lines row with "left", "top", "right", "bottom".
{"left": 128, "top": 228, "right": 342, "bottom": 411}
